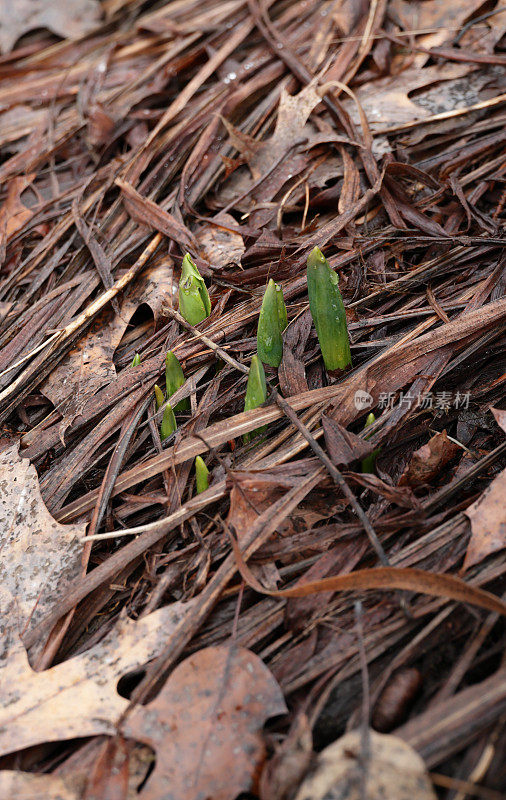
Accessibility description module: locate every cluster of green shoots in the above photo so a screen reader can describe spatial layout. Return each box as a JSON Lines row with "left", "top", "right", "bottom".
{"left": 142, "top": 245, "right": 376, "bottom": 494}
{"left": 244, "top": 245, "right": 354, "bottom": 438}
{"left": 136, "top": 254, "right": 213, "bottom": 494}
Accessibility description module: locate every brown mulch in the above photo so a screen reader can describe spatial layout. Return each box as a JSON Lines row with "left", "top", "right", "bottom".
{"left": 0, "top": 0, "right": 505, "bottom": 798}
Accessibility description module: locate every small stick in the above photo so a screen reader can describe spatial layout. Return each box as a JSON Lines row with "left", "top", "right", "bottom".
{"left": 165, "top": 305, "right": 249, "bottom": 375}
{"left": 267, "top": 381, "right": 390, "bottom": 567}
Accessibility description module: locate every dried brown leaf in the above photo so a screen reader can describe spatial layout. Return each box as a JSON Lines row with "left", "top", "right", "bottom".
{"left": 344, "top": 63, "right": 470, "bottom": 131}
{"left": 116, "top": 178, "right": 196, "bottom": 252}
{"left": 83, "top": 737, "right": 130, "bottom": 800}
{"left": 279, "top": 346, "right": 308, "bottom": 397}
{"left": 222, "top": 80, "right": 324, "bottom": 225}
{"left": 0, "top": 0, "right": 102, "bottom": 53}
{"left": 41, "top": 258, "right": 173, "bottom": 433}
{"left": 0, "top": 173, "right": 35, "bottom": 260}
{"left": 123, "top": 645, "right": 286, "bottom": 800}
{"left": 463, "top": 466, "right": 506, "bottom": 570}
{"left": 227, "top": 470, "right": 299, "bottom": 541}
{"left": 225, "top": 74, "right": 329, "bottom": 182}
{"left": 259, "top": 714, "right": 313, "bottom": 800}
{"left": 390, "top": 0, "right": 492, "bottom": 62}
{"left": 322, "top": 415, "right": 374, "bottom": 467}
{"left": 490, "top": 406, "right": 506, "bottom": 434}
{"left": 399, "top": 431, "right": 460, "bottom": 487}
{"left": 0, "top": 771, "right": 81, "bottom": 800}
{"left": 195, "top": 212, "right": 245, "bottom": 267}
{"left": 0, "top": 444, "right": 84, "bottom": 645}
{"left": 293, "top": 730, "right": 436, "bottom": 800}
{"left": 0, "top": 600, "right": 197, "bottom": 756}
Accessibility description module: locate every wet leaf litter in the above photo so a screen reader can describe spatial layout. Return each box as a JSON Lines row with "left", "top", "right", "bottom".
{"left": 0, "top": 0, "right": 505, "bottom": 798}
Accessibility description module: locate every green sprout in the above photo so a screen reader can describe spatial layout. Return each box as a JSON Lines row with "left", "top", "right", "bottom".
{"left": 165, "top": 351, "right": 189, "bottom": 412}
{"left": 160, "top": 403, "right": 177, "bottom": 441}
{"left": 257, "top": 278, "right": 287, "bottom": 368}
{"left": 243, "top": 354, "right": 267, "bottom": 443}
{"left": 195, "top": 456, "right": 209, "bottom": 494}
{"left": 131, "top": 353, "right": 141, "bottom": 367}
{"left": 361, "top": 412, "right": 381, "bottom": 473}
{"left": 154, "top": 383, "right": 177, "bottom": 441}
{"left": 154, "top": 384, "right": 165, "bottom": 410}
{"left": 178, "top": 253, "right": 211, "bottom": 325}
{"left": 307, "top": 246, "right": 351, "bottom": 372}
{"left": 275, "top": 282, "right": 288, "bottom": 332}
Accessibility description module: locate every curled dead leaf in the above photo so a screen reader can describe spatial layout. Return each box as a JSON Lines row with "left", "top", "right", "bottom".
{"left": 293, "top": 729, "right": 436, "bottom": 800}
{"left": 463, "top": 465, "right": 506, "bottom": 570}
{"left": 123, "top": 645, "right": 287, "bottom": 800}
{"left": 322, "top": 415, "right": 374, "bottom": 467}
{"left": 399, "top": 430, "right": 460, "bottom": 487}
{"left": 227, "top": 527, "right": 506, "bottom": 617}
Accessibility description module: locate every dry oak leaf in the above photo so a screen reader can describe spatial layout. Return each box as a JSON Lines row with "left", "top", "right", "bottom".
{"left": 293, "top": 729, "right": 436, "bottom": 800}
{"left": 0, "top": 443, "right": 84, "bottom": 645}
{"left": 0, "top": 0, "right": 102, "bottom": 53}
{"left": 0, "top": 600, "right": 196, "bottom": 757}
{"left": 463, "top": 465, "right": 506, "bottom": 571}
{"left": 344, "top": 63, "right": 470, "bottom": 132}
{"left": 0, "top": 771, "right": 81, "bottom": 800}
{"left": 195, "top": 212, "right": 245, "bottom": 267}
{"left": 123, "top": 645, "right": 287, "bottom": 800}
{"left": 221, "top": 80, "right": 326, "bottom": 225}
{"left": 0, "top": 172, "right": 35, "bottom": 260}
{"left": 399, "top": 430, "right": 460, "bottom": 487}
{"left": 490, "top": 406, "right": 506, "bottom": 434}
{"left": 390, "top": 0, "right": 499, "bottom": 63}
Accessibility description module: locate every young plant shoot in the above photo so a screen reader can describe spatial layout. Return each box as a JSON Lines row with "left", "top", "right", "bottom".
{"left": 154, "top": 384, "right": 165, "bottom": 409}
{"left": 307, "top": 246, "right": 351, "bottom": 372}
{"left": 257, "top": 278, "right": 287, "bottom": 367}
{"left": 160, "top": 404, "right": 177, "bottom": 441}
{"left": 275, "top": 282, "right": 288, "bottom": 332}
{"left": 131, "top": 353, "right": 141, "bottom": 367}
{"left": 154, "top": 383, "right": 177, "bottom": 441}
{"left": 165, "top": 351, "right": 189, "bottom": 412}
{"left": 195, "top": 456, "right": 209, "bottom": 494}
{"left": 361, "top": 412, "right": 381, "bottom": 473}
{"left": 244, "top": 354, "right": 267, "bottom": 442}
{"left": 179, "top": 253, "right": 211, "bottom": 325}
